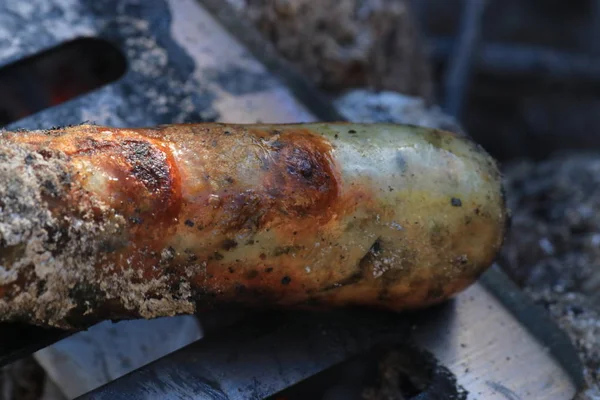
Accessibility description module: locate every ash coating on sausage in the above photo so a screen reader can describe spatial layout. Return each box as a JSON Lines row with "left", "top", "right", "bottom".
{"left": 0, "top": 141, "right": 103, "bottom": 328}
{"left": 0, "top": 134, "right": 194, "bottom": 329}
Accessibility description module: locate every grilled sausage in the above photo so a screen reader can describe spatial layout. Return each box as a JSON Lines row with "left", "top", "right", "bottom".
{"left": 0, "top": 123, "right": 507, "bottom": 329}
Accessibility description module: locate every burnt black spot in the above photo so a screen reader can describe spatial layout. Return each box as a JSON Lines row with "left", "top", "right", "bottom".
{"left": 358, "top": 238, "right": 382, "bottom": 272}
{"left": 395, "top": 152, "right": 407, "bottom": 173}
{"left": 214, "top": 252, "right": 224, "bottom": 261}
{"left": 38, "top": 149, "right": 54, "bottom": 160}
{"left": 123, "top": 140, "right": 171, "bottom": 194}
{"left": 273, "top": 246, "right": 299, "bottom": 256}
{"left": 286, "top": 150, "right": 314, "bottom": 179}
{"left": 184, "top": 219, "right": 194, "bottom": 227}
{"left": 270, "top": 143, "right": 338, "bottom": 214}
{"left": 221, "top": 239, "right": 238, "bottom": 251}
{"left": 188, "top": 254, "right": 198, "bottom": 262}
{"left": 41, "top": 179, "right": 58, "bottom": 197}
{"left": 228, "top": 267, "right": 235, "bottom": 274}
{"left": 246, "top": 270, "right": 259, "bottom": 279}
{"left": 451, "top": 197, "right": 462, "bottom": 207}
{"left": 36, "top": 279, "right": 47, "bottom": 295}
{"left": 348, "top": 129, "right": 357, "bottom": 134}
{"left": 225, "top": 176, "right": 234, "bottom": 184}
{"left": 44, "top": 222, "right": 69, "bottom": 253}
{"left": 197, "top": 224, "right": 205, "bottom": 231}
{"left": 59, "top": 171, "right": 72, "bottom": 187}
{"left": 265, "top": 267, "right": 273, "bottom": 273}
{"left": 65, "top": 284, "right": 109, "bottom": 328}
{"left": 129, "top": 216, "right": 143, "bottom": 225}
{"left": 169, "top": 281, "right": 182, "bottom": 300}
{"left": 334, "top": 134, "right": 339, "bottom": 139}
{"left": 454, "top": 255, "right": 469, "bottom": 265}
{"left": 24, "top": 154, "right": 35, "bottom": 165}
{"left": 223, "top": 130, "right": 232, "bottom": 135}
{"left": 388, "top": 186, "right": 394, "bottom": 192}
{"left": 474, "top": 207, "right": 481, "bottom": 215}
{"left": 371, "top": 239, "right": 382, "bottom": 254}
{"left": 281, "top": 276, "right": 291, "bottom": 285}
{"left": 246, "top": 239, "right": 255, "bottom": 245}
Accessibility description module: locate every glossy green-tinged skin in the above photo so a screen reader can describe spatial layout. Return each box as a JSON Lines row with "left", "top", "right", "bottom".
{"left": 0, "top": 123, "right": 507, "bottom": 328}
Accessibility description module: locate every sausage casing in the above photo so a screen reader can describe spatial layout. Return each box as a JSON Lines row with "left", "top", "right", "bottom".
{"left": 0, "top": 123, "right": 507, "bottom": 328}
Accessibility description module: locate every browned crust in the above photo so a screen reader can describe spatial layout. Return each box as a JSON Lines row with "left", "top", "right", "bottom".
{"left": 0, "top": 123, "right": 507, "bottom": 329}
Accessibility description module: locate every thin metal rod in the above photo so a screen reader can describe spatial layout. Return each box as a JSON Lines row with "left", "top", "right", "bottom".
{"left": 431, "top": 38, "right": 600, "bottom": 84}
{"left": 442, "top": 0, "right": 489, "bottom": 119}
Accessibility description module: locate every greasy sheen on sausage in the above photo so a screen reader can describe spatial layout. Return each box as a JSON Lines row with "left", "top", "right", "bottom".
{"left": 0, "top": 123, "right": 507, "bottom": 329}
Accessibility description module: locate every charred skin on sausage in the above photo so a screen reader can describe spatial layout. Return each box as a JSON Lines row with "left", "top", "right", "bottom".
{"left": 0, "top": 123, "right": 507, "bottom": 329}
